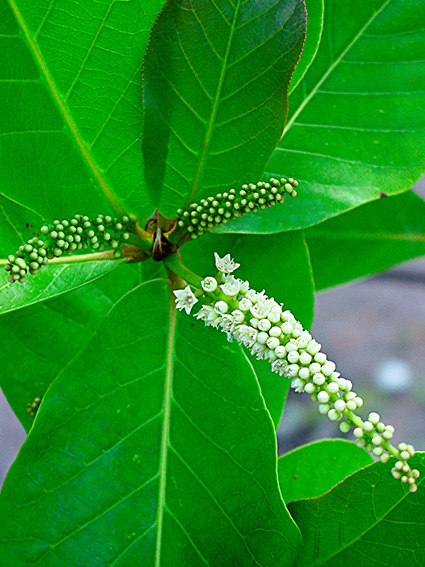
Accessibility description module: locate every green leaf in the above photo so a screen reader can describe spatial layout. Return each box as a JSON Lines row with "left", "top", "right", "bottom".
{"left": 180, "top": 230, "right": 314, "bottom": 427}
{"left": 0, "top": 279, "right": 301, "bottom": 566}
{"left": 0, "top": 0, "right": 164, "bottom": 220}
{"left": 289, "top": 453, "right": 425, "bottom": 567}
{"left": 306, "top": 191, "right": 425, "bottom": 291}
{"left": 142, "top": 0, "right": 307, "bottom": 217}
{"left": 219, "top": 0, "right": 425, "bottom": 234}
{"left": 0, "top": 264, "right": 145, "bottom": 431}
{"left": 278, "top": 439, "right": 373, "bottom": 503}
{"left": 0, "top": 260, "right": 125, "bottom": 316}
{"left": 289, "top": 0, "right": 324, "bottom": 93}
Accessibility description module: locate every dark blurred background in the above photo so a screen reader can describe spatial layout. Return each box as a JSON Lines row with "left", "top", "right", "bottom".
{"left": 2, "top": 179, "right": 425, "bottom": 487}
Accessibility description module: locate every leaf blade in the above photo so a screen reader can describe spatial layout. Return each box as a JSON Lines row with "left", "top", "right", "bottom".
{"left": 142, "top": 0, "right": 307, "bottom": 216}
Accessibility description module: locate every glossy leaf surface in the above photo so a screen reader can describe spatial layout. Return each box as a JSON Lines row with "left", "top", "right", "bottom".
{"left": 278, "top": 439, "right": 373, "bottom": 503}
{"left": 219, "top": 0, "right": 425, "bottom": 234}
{"left": 181, "top": 230, "right": 315, "bottom": 427}
{"left": 306, "top": 191, "right": 425, "bottom": 290}
{"left": 0, "top": 279, "right": 301, "bottom": 566}
{"left": 0, "top": 264, "right": 148, "bottom": 431}
{"left": 289, "top": 0, "right": 324, "bottom": 93}
{"left": 142, "top": 0, "right": 307, "bottom": 216}
{"left": 289, "top": 454, "right": 425, "bottom": 567}
{"left": 0, "top": 0, "right": 163, "bottom": 220}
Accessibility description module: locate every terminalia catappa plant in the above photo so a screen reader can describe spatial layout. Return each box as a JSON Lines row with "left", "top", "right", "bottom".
{"left": 1, "top": 1, "right": 425, "bottom": 566}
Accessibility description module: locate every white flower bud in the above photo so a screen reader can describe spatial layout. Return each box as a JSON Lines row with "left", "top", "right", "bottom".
{"left": 398, "top": 442, "right": 407, "bottom": 452}
{"left": 268, "top": 310, "right": 281, "bottom": 324}
{"left": 340, "top": 422, "right": 351, "bottom": 433}
{"left": 269, "top": 326, "right": 281, "bottom": 337}
{"left": 394, "top": 461, "right": 404, "bottom": 471}
{"left": 214, "top": 301, "right": 229, "bottom": 314}
{"left": 281, "top": 322, "right": 293, "bottom": 335}
{"left": 201, "top": 277, "right": 217, "bottom": 292}
{"left": 319, "top": 403, "right": 330, "bottom": 415}
{"left": 372, "top": 435, "right": 382, "bottom": 446}
{"left": 245, "top": 289, "right": 258, "bottom": 303}
{"left": 231, "top": 310, "right": 245, "bottom": 324}
{"left": 321, "top": 361, "right": 336, "bottom": 376}
{"left": 239, "top": 298, "right": 252, "bottom": 312}
{"left": 354, "top": 396, "right": 363, "bottom": 408}
{"left": 356, "top": 439, "right": 366, "bottom": 448}
{"left": 313, "top": 373, "right": 325, "bottom": 386}
{"left": 327, "top": 382, "right": 339, "bottom": 394}
{"left": 314, "top": 352, "right": 327, "bottom": 365}
{"left": 304, "top": 383, "right": 316, "bottom": 394}
{"left": 328, "top": 409, "right": 341, "bottom": 422}
{"left": 257, "top": 332, "right": 269, "bottom": 345}
{"left": 362, "top": 421, "right": 374, "bottom": 433}
{"left": 346, "top": 401, "right": 357, "bottom": 411}
{"left": 309, "top": 362, "right": 321, "bottom": 374}
{"left": 240, "top": 280, "right": 250, "bottom": 293}
{"left": 258, "top": 318, "right": 271, "bottom": 331}
{"left": 368, "top": 412, "right": 380, "bottom": 425}
{"left": 317, "top": 391, "right": 329, "bottom": 404}
{"left": 299, "top": 352, "right": 312, "bottom": 365}
{"left": 287, "top": 364, "right": 300, "bottom": 377}
{"left": 250, "top": 318, "right": 259, "bottom": 328}
{"left": 285, "top": 342, "right": 297, "bottom": 353}
{"left": 275, "top": 345, "right": 286, "bottom": 359}
{"left": 353, "top": 428, "right": 363, "bottom": 438}
{"left": 291, "top": 378, "right": 305, "bottom": 392}
{"left": 373, "top": 447, "right": 383, "bottom": 457}
{"left": 400, "top": 451, "right": 410, "bottom": 461}
{"left": 287, "top": 351, "right": 299, "bottom": 364}
{"left": 334, "top": 399, "right": 346, "bottom": 412}
{"left": 306, "top": 340, "right": 321, "bottom": 356}
{"left": 380, "top": 454, "right": 390, "bottom": 464}
{"left": 266, "top": 337, "right": 280, "bottom": 350}
{"left": 267, "top": 350, "right": 277, "bottom": 361}
{"left": 392, "top": 469, "right": 402, "bottom": 479}
{"left": 298, "top": 367, "right": 310, "bottom": 380}
{"left": 409, "top": 484, "right": 418, "bottom": 493}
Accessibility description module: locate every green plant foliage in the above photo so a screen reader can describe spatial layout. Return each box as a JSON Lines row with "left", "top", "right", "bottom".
{"left": 0, "top": 279, "right": 301, "bottom": 566}
{"left": 0, "top": 0, "right": 163, "bottom": 220}
{"left": 289, "top": 0, "right": 324, "bottom": 93}
{"left": 289, "top": 453, "right": 425, "bottom": 566}
{"left": 142, "top": 0, "right": 307, "bottom": 216}
{"left": 306, "top": 191, "right": 425, "bottom": 290}
{"left": 218, "top": 0, "right": 425, "bottom": 234}
{"left": 0, "top": 260, "right": 124, "bottom": 315}
{"left": 278, "top": 439, "right": 373, "bottom": 502}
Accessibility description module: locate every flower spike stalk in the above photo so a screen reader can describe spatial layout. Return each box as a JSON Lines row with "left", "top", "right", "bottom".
{"left": 173, "top": 252, "right": 420, "bottom": 492}
{"left": 176, "top": 177, "right": 298, "bottom": 239}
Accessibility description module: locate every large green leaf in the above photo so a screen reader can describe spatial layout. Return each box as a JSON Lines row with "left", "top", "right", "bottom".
{"left": 0, "top": 264, "right": 148, "bottom": 431}
{"left": 142, "top": 0, "right": 307, "bottom": 216}
{"left": 278, "top": 439, "right": 373, "bottom": 503}
{"left": 0, "top": 0, "right": 163, "bottom": 220}
{"left": 306, "top": 191, "right": 425, "bottom": 291}
{"left": 218, "top": 0, "right": 425, "bottom": 234}
{"left": 289, "top": 454, "right": 425, "bottom": 567}
{"left": 0, "top": 279, "right": 302, "bottom": 566}
{"left": 289, "top": 0, "right": 324, "bottom": 93}
{"left": 181, "top": 230, "right": 315, "bottom": 427}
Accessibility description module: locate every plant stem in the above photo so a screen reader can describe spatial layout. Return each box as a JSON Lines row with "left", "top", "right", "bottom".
{"left": 163, "top": 253, "right": 203, "bottom": 288}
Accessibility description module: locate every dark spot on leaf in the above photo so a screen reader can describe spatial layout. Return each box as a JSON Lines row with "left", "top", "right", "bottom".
{"left": 380, "top": 192, "right": 388, "bottom": 198}
{"left": 293, "top": 475, "right": 297, "bottom": 481}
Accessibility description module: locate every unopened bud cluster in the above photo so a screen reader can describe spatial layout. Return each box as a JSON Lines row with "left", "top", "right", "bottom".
{"left": 27, "top": 396, "right": 41, "bottom": 418}
{"left": 173, "top": 253, "right": 420, "bottom": 492}
{"left": 176, "top": 177, "right": 298, "bottom": 239}
{"left": 5, "top": 214, "right": 132, "bottom": 283}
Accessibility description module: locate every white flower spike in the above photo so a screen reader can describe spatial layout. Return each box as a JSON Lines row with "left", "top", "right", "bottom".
{"left": 214, "top": 253, "right": 240, "bottom": 273}
{"left": 173, "top": 252, "right": 421, "bottom": 493}
{"left": 173, "top": 286, "right": 198, "bottom": 314}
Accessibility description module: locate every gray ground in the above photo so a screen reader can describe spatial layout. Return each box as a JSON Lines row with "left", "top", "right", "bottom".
{"left": 1, "top": 180, "right": 425, "bottom": 486}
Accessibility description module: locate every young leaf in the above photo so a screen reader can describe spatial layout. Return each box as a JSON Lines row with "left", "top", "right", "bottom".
{"left": 289, "top": 454, "right": 425, "bottom": 567}
{"left": 0, "top": 279, "right": 302, "bottom": 566}
{"left": 142, "top": 0, "right": 307, "bottom": 216}
{"left": 220, "top": 0, "right": 425, "bottom": 234}
{"left": 0, "top": 0, "right": 163, "bottom": 220}
{"left": 181, "top": 230, "right": 315, "bottom": 427}
{"left": 306, "top": 191, "right": 425, "bottom": 291}
{"left": 278, "top": 439, "right": 373, "bottom": 503}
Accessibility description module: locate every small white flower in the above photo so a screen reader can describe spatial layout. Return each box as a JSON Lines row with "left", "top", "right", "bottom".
{"left": 201, "top": 276, "right": 218, "bottom": 293}
{"left": 220, "top": 275, "right": 241, "bottom": 296}
{"left": 173, "top": 286, "right": 198, "bottom": 314}
{"left": 238, "top": 298, "right": 252, "bottom": 312}
{"left": 272, "top": 359, "right": 288, "bottom": 376}
{"left": 214, "top": 252, "right": 240, "bottom": 273}
{"left": 250, "top": 298, "right": 271, "bottom": 319}
{"left": 234, "top": 325, "right": 257, "bottom": 347}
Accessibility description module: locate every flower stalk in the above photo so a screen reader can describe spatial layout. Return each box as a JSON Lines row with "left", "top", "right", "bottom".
{"left": 172, "top": 252, "right": 420, "bottom": 492}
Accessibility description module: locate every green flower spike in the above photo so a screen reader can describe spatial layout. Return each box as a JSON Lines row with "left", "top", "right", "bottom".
{"left": 176, "top": 177, "right": 298, "bottom": 239}
{"left": 5, "top": 214, "right": 133, "bottom": 284}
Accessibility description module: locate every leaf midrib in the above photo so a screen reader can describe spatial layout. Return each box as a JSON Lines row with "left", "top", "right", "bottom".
{"left": 155, "top": 292, "right": 177, "bottom": 566}
{"left": 285, "top": 0, "right": 393, "bottom": 133}
{"left": 186, "top": 0, "right": 241, "bottom": 207}
{"left": 8, "top": 0, "right": 123, "bottom": 214}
